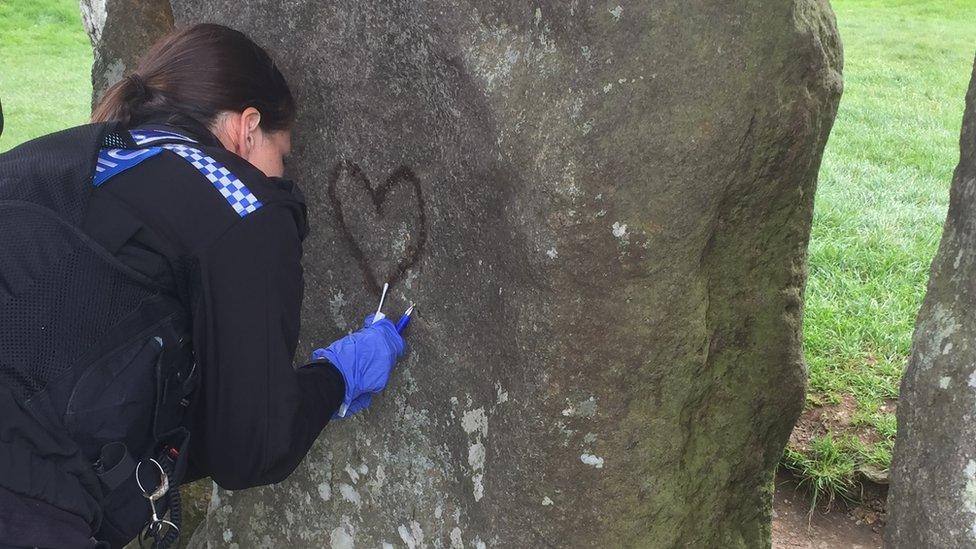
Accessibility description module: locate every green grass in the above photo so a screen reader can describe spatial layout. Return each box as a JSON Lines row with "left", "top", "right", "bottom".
{"left": 783, "top": 435, "right": 859, "bottom": 510}
{"left": 0, "top": 0, "right": 92, "bottom": 152}
{"left": 796, "top": 0, "right": 976, "bottom": 497}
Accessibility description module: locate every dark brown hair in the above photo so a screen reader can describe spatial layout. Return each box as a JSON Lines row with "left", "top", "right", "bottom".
{"left": 92, "top": 23, "right": 294, "bottom": 132}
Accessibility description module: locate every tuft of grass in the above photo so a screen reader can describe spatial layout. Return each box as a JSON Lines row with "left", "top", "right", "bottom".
{"left": 783, "top": 435, "right": 859, "bottom": 512}
{"left": 792, "top": 0, "right": 976, "bottom": 500}
{"left": 0, "top": 0, "right": 93, "bottom": 152}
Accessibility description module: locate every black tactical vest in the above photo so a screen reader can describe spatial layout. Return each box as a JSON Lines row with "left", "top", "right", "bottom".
{"left": 0, "top": 123, "right": 198, "bottom": 547}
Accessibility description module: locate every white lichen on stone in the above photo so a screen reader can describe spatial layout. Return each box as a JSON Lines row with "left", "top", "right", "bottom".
{"left": 581, "top": 453, "right": 605, "bottom": 468}
{"left": 555, "top": 420, "right": 576, "bottom": 445}
{"left": 403, "top": 267, "right": 420, "bottom": 290}
{"left": 367, "top": 464, "right": 386, "bottom": 494}
{"left": 78, "top": 0, "right": 108, "bottom": 42}
{"left": 103, "top": 59, "right": 126, "bottom": 91}
{"left": 223, "top": 529, "right": 233, "bottom": 542}
{"left": 339, "top": 483, "right": 362, "bottom": 508}
{"left": 940, "top": 376, "right": 952, "bottom": 389}
{"left": 460, "top": 407, "right": 490, "bottom": 501}
{"left": 963, "top": 460, "right": 976, "bottom": 534}
{"left": 209, "top": 481, "right": 222, "bottom": 511}
{"left": 495, "top": 382, "right": 509, "bottom": 404}
{"left": 462, "top": 407, "right": 489, "bottom": 437}
{"left": 392, "top": 222, "right": 411, "bottom": 256}
{"left": 450, "top": 527, "right": 464, "bottom": 548}
{"left": 469, "top": 442, "right": 487, "bottom": 501}
{"left": 329, "top": 516, "right": 356, "bottom": 549}
{"left": 919, "top": 302, "right": 962, "bottom": 368}
{"left": 409, "top": 521, "right": 426, "bottom": 547}
{"left": 462, "top": 24, "right": 529, "bottom": 94}
{"left": 398, "top": 524, "right": 417, "bottom": 548}
{"left": 330, "top": 291, "right": 347, "bottom": 326}
{"left": 542, "top": 496, "right": 554, "bottom": 506}
{"left": 562, "top": 396, "right": 598, "bottom": 418}
{"left": 469, "top": 442, "right": 486, "bottom": 470}
{"left": 317, "top": 481, "right": 332, "bottom": 502}
{"left": 345, "top": 464, "right": 360, "bottom": 484}
{"left": 609, "top": 5, "right": 624, "bottom": 20}
{"left": 546, "top": 247, "right": 558, "bottom": 259}
{"left": 612, "top": 222, "right": 628, "bottom": 239}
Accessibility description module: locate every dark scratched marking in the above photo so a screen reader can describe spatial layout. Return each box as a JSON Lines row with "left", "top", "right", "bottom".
{"left": 326, "top": 160, "right": 428, "bottom": 295}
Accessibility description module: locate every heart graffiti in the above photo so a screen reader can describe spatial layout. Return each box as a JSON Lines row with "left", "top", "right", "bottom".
{"left": 326, "top": 160, "right": 428, "bottom": 295}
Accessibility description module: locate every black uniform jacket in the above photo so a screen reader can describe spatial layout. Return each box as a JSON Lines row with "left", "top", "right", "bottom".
{"left": 85, "top": 120, "right": 345, "bottom": 489}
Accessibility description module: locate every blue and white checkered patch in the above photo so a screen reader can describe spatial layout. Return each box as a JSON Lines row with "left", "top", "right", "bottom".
{"left": 162, "top": 144, "right": 263, "bottom": 217}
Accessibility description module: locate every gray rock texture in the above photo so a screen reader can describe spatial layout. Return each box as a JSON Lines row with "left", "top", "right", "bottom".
{"left": 79, "top": 0, "right": 174, "bottom": 103}
{"left": 887, "top": 56, "right": 976, "bottom": 548}
{"left": 94, "top": 1, "right": 842, "bottom": 546}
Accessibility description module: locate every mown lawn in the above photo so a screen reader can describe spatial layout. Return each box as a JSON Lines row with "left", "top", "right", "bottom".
{"left": 0, "top": 0, "right": 92, "bottom": 152}
{"left": 790, "top": 0, "right": 976, "bottom": 499}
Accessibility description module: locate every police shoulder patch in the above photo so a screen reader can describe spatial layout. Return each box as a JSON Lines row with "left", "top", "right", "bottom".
{"left": 161, "top": 144, "right": 263, "bottom": 217}
{"left": 93, "top": 147, "right": 163, "bottom": 187}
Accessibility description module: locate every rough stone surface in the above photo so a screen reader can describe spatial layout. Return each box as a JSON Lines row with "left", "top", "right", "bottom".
{"left": 886, "top": 57, "right": 976, "bottom": 548}
{"left": 96, "top": 1, "right": 842, "bottom": 546}
{"left": 79, "top": 0, "right": 174, "bottom": 103}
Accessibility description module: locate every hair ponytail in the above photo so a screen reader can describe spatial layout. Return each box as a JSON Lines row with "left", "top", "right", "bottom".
{"left": 93, "top": 73, "right": 153, "bottom": 127}
{"left": 91, "top": 24, "right": 294, "bottom": 132}
{"left": 124, "top": 74, "right": 152, "bottom": 103}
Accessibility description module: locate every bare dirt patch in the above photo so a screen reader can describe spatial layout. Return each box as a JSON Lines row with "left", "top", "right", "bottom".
{"left": 773, "top": 470, "right": 885, "bottom": 548}
{"left": 790, "top": 394, "right": 870, "bottom": 451}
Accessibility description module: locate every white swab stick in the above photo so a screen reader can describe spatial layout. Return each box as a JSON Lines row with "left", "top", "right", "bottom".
{"left": 373, "top": 282, "right": 389, "bottom": 322}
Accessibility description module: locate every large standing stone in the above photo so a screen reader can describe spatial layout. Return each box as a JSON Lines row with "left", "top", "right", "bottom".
{"left": 887, "top": 57, "right": 976, "bottom": 548}
{"left": 92, "top": 1, "right": 842, "bottom": 546}
{"left": 79, "top": 0, "right": 174, "bottom": 103}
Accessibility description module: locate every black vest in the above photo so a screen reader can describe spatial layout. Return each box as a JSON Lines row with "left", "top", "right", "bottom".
{"left": 0, "top": 123, "right": 197, "bottom": 546}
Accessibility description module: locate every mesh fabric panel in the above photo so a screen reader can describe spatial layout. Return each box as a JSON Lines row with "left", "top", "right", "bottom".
{"left": 0, "top": 206, "right": 155, "bottom": 402}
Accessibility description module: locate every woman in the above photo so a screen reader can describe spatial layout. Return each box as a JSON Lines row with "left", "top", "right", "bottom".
{"left": 0, "top": 24, "right": 404, "bottom": 548}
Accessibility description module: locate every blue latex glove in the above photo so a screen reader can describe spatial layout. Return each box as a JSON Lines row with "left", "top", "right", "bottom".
{"left": 311, "top": 314, "right": 406, "bottom": 418}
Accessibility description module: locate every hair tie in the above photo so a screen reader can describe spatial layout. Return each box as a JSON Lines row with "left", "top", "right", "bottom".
{"left": 126, "top": 73, "right": 151, "bottom": 100}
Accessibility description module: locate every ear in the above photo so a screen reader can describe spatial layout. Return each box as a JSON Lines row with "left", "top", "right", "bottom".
{"left": 237, "top": 107, "right": 262, "bottom": 157}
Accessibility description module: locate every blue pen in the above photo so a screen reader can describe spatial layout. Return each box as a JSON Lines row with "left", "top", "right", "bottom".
{"left": 395, "top": 304, "right": 415, "bottom": 334}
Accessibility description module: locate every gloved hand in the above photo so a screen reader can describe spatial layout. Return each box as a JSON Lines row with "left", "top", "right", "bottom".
{"left": 311, "top": 314, "right": 406, "bottom": 418}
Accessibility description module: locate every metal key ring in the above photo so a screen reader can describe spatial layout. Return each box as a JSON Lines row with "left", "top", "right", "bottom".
{"left": 135, "top": 458, "right": 166, "bottom": 496}
{"left": 139, "top": 519, "right": 180, "bottom": 548}
{"left": 145, "top": 518, "right": 180, "bottom": 533}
